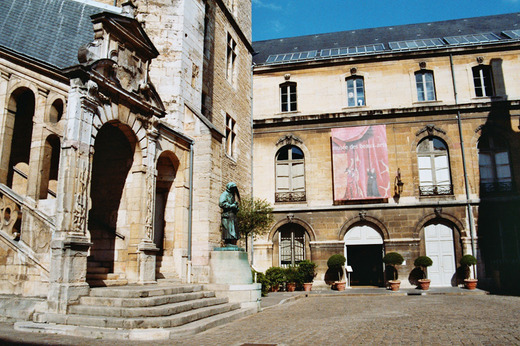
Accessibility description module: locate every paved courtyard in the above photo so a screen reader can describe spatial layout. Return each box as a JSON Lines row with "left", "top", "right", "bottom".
{"left": 1, "top": 294, "right": 519, "bottom": 345}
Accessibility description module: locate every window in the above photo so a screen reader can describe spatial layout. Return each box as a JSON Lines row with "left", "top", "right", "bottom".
{"left": 346, "top": 76, "right": 365, "bottom": 106}
{"left": 472, "top": 65, "right": 494, "bottom": 97}
{"left": 478, "top": 135, "right": 513, "bottom": 193}
{"left": 225, "top": 114, "right": 236, "bottom": 157}
{"left": 275, "top": 145, "right": 305, "bottom": 202}
{"left": 280, "top": 82, "right": 297, "bottom": 112}
{"left": 415, "top": 70, "right": 436, "bottom": 101}
{"left": 226, "top": 33, "right": 237, "bottom": 85}
{"left": 417, "top": 137, "right": 452, "bottom": 196}
{"left": 279, "top": 227, "right": 305, "bottom": 266}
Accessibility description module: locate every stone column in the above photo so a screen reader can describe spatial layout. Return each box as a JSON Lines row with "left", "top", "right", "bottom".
{"left": 137, "top": 129, "right": 159, "bottom": 284}
{"left": 0, "top": 71, "right": 12, "bottom": 184}
{"left": 47, "top": 78, "right": 97, "bottom": 313}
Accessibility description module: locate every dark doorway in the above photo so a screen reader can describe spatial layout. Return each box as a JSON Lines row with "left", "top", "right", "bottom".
{"left": 346, "top": 244, "right": 384, "bottom": 286}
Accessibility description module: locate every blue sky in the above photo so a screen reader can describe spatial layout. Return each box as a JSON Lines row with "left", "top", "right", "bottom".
{"left": 252, "top": 0, "right": 520, "bottom": 42}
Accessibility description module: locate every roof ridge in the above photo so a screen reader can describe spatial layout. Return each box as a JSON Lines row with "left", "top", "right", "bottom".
{"left": 69, "top": 0, "right": 121, "bottom": 13}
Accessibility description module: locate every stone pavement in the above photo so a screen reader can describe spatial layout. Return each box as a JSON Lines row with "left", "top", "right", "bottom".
{"left": 1, "top": 290, "right": 519, "bottom": 345}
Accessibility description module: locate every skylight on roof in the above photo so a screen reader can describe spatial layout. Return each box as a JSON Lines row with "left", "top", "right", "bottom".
{"left": 388, "top": 38, "right": 444, "bottom": 50}
{"left": 320, "top": 43, "right": 385, "bottom": 58}
{"left": 444, "top": 33, "right": 500, "bottom": 45}
{"left": 502, "top": 29, "right": 520, "bottom": 39}
{"left": 265, "top": 50, "right": 317, "bottom": 64}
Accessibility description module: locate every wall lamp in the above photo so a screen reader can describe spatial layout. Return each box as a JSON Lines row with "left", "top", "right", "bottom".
{"left": 394, "top": 168, "right": 404, "bottom": 197}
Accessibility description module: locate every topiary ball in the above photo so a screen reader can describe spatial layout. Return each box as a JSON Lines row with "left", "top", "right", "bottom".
{"left": 327, "top": 254, "right": 346, "bottom": 269}
{"left": 460, "top": 254, "right": 477, "bottom": 267}
{"left": 383, "top": 252, "right": 404, "bottom": 266}
{"left": 414, "top": 255, "right": 433, "bottom": 268}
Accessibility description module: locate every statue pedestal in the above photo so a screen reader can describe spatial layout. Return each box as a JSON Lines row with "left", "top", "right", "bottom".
{"left": 208, "top": 249, "right": 261, "bottom": 310}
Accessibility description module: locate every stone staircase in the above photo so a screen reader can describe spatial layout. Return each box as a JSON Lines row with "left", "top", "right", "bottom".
{"left": 86, "top": 261, "right": 128, "bottom": 287}
{"left": 15, "top": 283, "right": 257, "bottom": 340}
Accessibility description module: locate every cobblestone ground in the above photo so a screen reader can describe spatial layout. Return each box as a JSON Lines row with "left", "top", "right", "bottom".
{"left": 1, "top": 295, "right": 519, "bottom": 345}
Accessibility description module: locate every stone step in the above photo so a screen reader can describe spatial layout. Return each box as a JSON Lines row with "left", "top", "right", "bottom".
{"left": 87, "top": 279, "right": 128, "bottom": 287}
{"left": 86, "top": 273, "right": 120, "bottom": 280}
{"left": 86, "top": 267, "right": 109, "bottom": 274}
{"left": 69, "top": 296, "right": 228, "bottom": 318}
{"left": 45, "top": 302, "right": 240, "bottom": 329}
{"left": 88, "top": 284, "right": 203, "bottom": 298}
{"left": 79, "top": 290, "right": 215, "bottom": 308}
{"left": 15, "top": 306, "right": 257, "bottom": 340}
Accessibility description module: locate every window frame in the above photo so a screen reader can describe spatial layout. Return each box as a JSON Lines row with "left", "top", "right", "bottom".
{"left": 472, "top": 65, "right": 494, "bottom": 97}
{"left": 417, "top": 137, "right": 453, "bottom": 196}
{"left": 275, "top": 145, "right": 306, "bottom": 202}
{"left": 478, "top": 135, "right": 513, "bottom": 193}
{"left": 415, "top": 70, "right": 436, "bottom": 102}
{"left": 225, "top": 114, "right": 236, "bottom": 158}
{"left": 226, "top": 33, "right": 237, "bottom": 86}
{"left": 346, "top": 76, "right": 365, "bottom": 107}
{"left": 279, "top": 82, "right": 297, "bottom": 113}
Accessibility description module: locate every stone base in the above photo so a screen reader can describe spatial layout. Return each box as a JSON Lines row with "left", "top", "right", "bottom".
{"left": 209, "top": 250, "right": 252, "bottom": 285}
{"left": 204, "top": 283, "right": 261, "bottom": 310}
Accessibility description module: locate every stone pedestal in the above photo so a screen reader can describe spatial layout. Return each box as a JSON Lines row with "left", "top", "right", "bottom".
{"left": 138, "top": 240, "right": 159, "bottom": 284}
{"left": 209, "top": 249, "right": 261, "bottom": 310}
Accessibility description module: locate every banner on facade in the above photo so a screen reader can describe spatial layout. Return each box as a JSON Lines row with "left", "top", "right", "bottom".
{"left": 331, "top": 125, "right": 390, "bottom": 201}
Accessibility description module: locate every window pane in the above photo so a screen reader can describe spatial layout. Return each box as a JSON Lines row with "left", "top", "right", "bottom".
{"left": 495, "top": 151, "right": 510, "bottom": 165}
{"left": 434, "top": 155, "right": 449, "bottom": 170}
{"left": 291, "top": 147, "right": 304, "bottom": 160}
{"left": 418, "top": 156, "right": 432, "bottom": 169}
{"left": 433, "top": 138, "right": 447, "bottom": 151}
{"left": 419, "top": 169, "right": 433, "bottom": 185}
{"left": 277, "top": 147, "right": 289, "bottom": 160}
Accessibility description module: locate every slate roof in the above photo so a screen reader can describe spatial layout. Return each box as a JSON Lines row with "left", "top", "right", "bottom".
{"left": 0, "top": 0, "right": 119, "bottom": 70}
{"left": 253, "top": 12, "right": 520, "bottom": 65}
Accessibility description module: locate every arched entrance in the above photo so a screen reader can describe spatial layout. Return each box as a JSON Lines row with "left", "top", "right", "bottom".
{"left": 154, "top": 152, "right": 177, "bottom": 278}
{"left": 424, "top": 223, "right": 456, "bottom": 287}
{"left": 344, "top": 225, "right": 384, "bottom": 286}
{"left": 88, "top": 122, "right": 135, "bottom": 276}
{"left": 273, "top": 223, "right": 310, "bottom": 266}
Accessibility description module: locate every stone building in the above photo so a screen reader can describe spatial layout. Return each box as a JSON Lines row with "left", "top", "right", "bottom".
{"left": 0, "top": 0, "right": 253, "bottom": 315}
{"left": 251, "top": 13, "right": 520, "bottom": 291}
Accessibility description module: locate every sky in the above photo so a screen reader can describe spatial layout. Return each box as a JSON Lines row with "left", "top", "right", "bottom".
{"left": 252, "top": 0, "right": 520, "bottom": 42}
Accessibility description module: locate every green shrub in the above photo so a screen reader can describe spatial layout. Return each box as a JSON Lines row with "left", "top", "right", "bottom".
{"left": 265, "top": 266, "right": 285, "bottom": 287}
{"left": 298, "top": 260, "right": 317, "bottom": 283}
{"left": 284, "top": 266, "right": 303, "bottom": 284}
{"left": 383, "top": 252, "right": 404, "bottom": 281}
{"left": 414, "top": 256, "right": 433, "bottom": 279}
{"left": 252, "top": 269, "right": 270, "bottom": 296}
{"left": 460, "top": 254, "right": 477, "bottom": 280}
{"left": 327, "top": 254, "right": 346, "bottom": 269}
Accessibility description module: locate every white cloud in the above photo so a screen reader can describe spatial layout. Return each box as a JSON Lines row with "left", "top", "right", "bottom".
{"left": 252, "top": 0, "right": 283, "bottom": 11}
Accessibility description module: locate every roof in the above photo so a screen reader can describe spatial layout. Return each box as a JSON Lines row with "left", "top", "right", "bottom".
{"left": 252, "top": 12, "right": 520, "bottom": 66}
{"left": 0, "top": 0, "right": 120, "bottom": 70}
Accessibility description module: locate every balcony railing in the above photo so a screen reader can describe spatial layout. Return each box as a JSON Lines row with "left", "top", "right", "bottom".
{"left": 419, "top": 184, "right": 453, "bottom": 196}
{"left": 480, "top": 181, "right": 514, "bottom": 194}
{"left": 275, "top": 191, "right": 306, "bottom": 203}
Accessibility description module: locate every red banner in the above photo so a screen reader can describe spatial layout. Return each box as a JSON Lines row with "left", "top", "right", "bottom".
{"left": 331, "top": 125, "right": 390, "bottom": 201}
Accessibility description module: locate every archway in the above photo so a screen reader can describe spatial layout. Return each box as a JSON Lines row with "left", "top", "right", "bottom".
{"left": 272, "top": 223, "right": 311, "bottom": 267}
{"left": 4, "top": 88, "right": 35, "bottom": 195}
{"left": 40, "top": 135, "right": 60, "bottom": 199}
{"left": 424, "top": 223, "right": 456, "bottom": 287}
{"left": 88, "top": 122, "right": 134, "bottom": 276}
{"left": 344, "top": 224, "right": 384, "bottom": 286}
{"left": 154, "top": 152, "right": 177, "bottom": 278}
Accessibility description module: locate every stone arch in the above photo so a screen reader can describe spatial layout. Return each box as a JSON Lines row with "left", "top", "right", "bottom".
{"left": 39, "top": 134, "right": 60, "bottom": 200}
{"left": 46, "top": 97, "right": 65, "bottom": 123}
{"left": 413, "top": 211, "right": 466, "bottom": 239}
{"left": 268, "top": 216, "right": 316, "bottom": 243}
{"left": 338, "top": 215, "right": 389, "bottom": 241}
{"left": 2, "top": 87, "right": 36, "bottom": 194}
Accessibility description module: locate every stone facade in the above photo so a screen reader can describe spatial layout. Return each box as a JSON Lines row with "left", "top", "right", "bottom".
{"left": 251, "top": 17, "right": 520, "bottom": 291}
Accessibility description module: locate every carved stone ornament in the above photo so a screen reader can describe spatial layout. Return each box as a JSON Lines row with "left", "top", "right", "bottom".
{"left": 144, "top": 169, "right": 155, "bottom": 240}
{"left": 276, "top": 134, "right": 303, "bottom": 147}
{"left": 72, "top": 160, "right": 90, "bottom": 234}
{"left": 284, "top": 74, "right": 291, "bottom": 81}
{"left": 286, "top": 213, "right": 295, "bottom": 223}
{"left": 416, "top": 124, "right": 446, "bottom": 137}
{"left": 434, "top": 207, "right": 443, "bottom": 217}
{"left": 0, "top": 193, "right": 21, "bottom": 240}
{"left": 359, "top": 210, "right": 367, "bottom": 220}
{"left": 350, "top": 67, "right": 357, "bottom": 75}
{"left": 476, "top": 56, "right": 484, "bottom": 64}
{"left": 419, "top": 61, "right": 427, "bottom": 69}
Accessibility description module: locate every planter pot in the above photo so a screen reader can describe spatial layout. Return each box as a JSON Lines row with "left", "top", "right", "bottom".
{"left": 303, "top": 282, "right": 313, "bottom": 292}
{"left": 286, "top": 282, "right": 296, "bottom": 292}
{"left": 388, "top": 280, "right": 401, "bottom": 291}
{"left": 464, "top": 278, "right": 478, "bottom": 290}
{"left": 271, "top": 284, "right": 279, "bottom": 292}
{"left": 418, "top": 279, "right": 431, "bottom": 290}
{"left": 336, "top": 281, "right": 346, "bottom": 291}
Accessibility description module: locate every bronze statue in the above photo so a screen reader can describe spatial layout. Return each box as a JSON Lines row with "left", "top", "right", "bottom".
{"left": 219, "top": 182, "right": 240, "bottom": 245}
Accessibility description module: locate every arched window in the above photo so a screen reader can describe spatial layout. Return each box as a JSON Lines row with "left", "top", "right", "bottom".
{"left": 49, "top": 99, "right": 63, "bottom": 123}
{"left": 478, "top": 134, "right": 512, "bottom": 193}
{"left": 280, "top": 82, "right": 297, "bottom": 112}
{"left": 346, "top": 76, "right": 365, "bottom": 107}
{"left": 472, "top": 65, "right": 494, "bottom": 97}
{"left": 415, "top": 70, "right": 436, "bottom": 101}
{"left": 417, "top": 137, "right": 452, "bottom": 195}
{"left": 275, "top": 145, "right": 305, "bottom": 202}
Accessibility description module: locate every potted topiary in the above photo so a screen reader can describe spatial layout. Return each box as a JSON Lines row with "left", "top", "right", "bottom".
{"left": 460, "top": 254, "right": 478, "bottom": 290}
{"left": 414, "top": 255, "right": 433, "bottom": 290}
{"left": 298, "top": 260, "right": 317, "bottom": 292}
{"left": 265, "top": 266, "right": 285, "bottom": 292}
{"left": 327, "top": 254, "right": 347, "bottom": 291}
{"left": 284, "top": 266, "right": 302, "bottom": 292}
{"left": 382, "top": 252, "right": 404, "bottom": 291}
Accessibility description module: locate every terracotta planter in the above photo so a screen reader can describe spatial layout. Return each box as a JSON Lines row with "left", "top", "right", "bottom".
{"left": 388, "top": 280, "right": 401, "bottom": 291}
{"left": 271, "top": 284, "right": 279, "bottom": 292}
{"left": 303, "top": 282, "right": 313, "bottom": 292}
{"left": 336, "top": 281, "right": 346, "bottom": 291}
{"left": 286, "top": 282, "right": 296, "bottom": 292}
{"left": 464, "top": 278, "right": 478, "bottom": 290}
{"left": 418, "top": 279, "right": 431, "bottom": 290}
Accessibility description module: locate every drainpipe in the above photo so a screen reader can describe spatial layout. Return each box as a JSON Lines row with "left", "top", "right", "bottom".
{"left": 449, "top": 54, "right": 478, "bottom": 270}
{"left": 187, "top": 141, "right": 194, "bottom": 283}
{"left": 250, "top": 62, "right": 255, "bottom": 266}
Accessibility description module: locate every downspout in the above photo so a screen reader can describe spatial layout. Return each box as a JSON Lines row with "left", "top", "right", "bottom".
{"left": 187, "top": 141, "right": 194, "bottom": 283}
{"left": 449, "top": 54, "right": 478, "bottom": 269}
{"left": 250, "top": 62, "right": 255, "bottom": 266}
